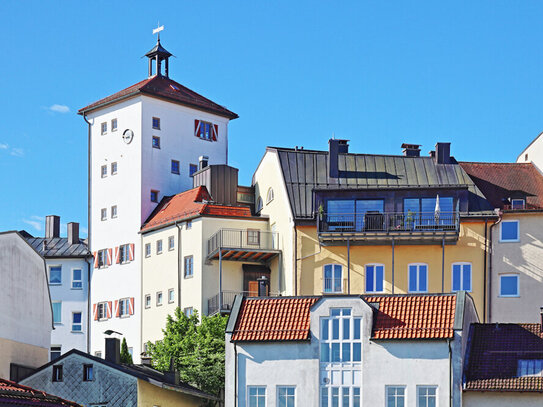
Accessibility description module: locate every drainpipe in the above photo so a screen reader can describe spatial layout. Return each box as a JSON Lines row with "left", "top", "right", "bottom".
{"left": 441, "top": 236, "right": 445, "bottom": 293}
{"left": 294, "top": 227, "right": 298, "bottom": 296}
{"left": 85, "top": 255, "right": 92, "bottom": 353}
{"left": 391, "top": 238, "right": 395, "bottom": 294}
{"left": 219, "top": 243, "right": 223, "bottom": 312}
{"left": 176, "top": 222, "right": 182, "bottom": 310}
{"left": 347, "top": 239, "right": 351, "bottom": 294}
{"left": 83, "top": 113, "right": 91, "bottom": 255}
{"left": 448, "top": 338, "right": 452, "bottom": 407}
{"left": 483, "top": 218, "right": 488, "bottom": 322}
{"left": 488, "top": 209, "right": 502, "bottom": 322}
{"left": 234, "top": 342, "right": 238, "bottom": 407}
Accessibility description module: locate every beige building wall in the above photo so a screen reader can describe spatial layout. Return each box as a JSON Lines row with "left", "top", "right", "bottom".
{"left": 0, "top": 338, "right": 49, "bottom": 380}
{"left": 252, "top": 150, "right": 296, "bottom": 295}
{"left": 489, "top": 212, "right": 543, "bottom": 323}
{"left": 463, "top": 392, "right": 543, "bottom": 406}
{"left": 296, "top": 220, "right": 487, "bottom": 318}
{"left": 137, "top": 379, "right": 208, "bottom": 407}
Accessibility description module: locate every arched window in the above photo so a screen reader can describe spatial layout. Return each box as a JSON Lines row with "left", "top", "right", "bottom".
{"left": 255, "top": 197, "right": 263, "bottom": 214}
{"left": 266, "top": 188, "right": 274, "bottom": 204}
{"left": 323, "top": 264, "right": 343, "bottom": 293}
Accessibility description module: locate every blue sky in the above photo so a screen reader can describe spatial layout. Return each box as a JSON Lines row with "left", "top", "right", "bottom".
{"left": 1, "top": 1, "right": 543, "bottom": 237}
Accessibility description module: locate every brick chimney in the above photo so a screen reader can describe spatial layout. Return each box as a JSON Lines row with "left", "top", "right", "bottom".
{"left": 67, "top": 222, "right": 79, "bottom": 245}
{"left": 45, "top": 215, "right": 60, "bottom": 239}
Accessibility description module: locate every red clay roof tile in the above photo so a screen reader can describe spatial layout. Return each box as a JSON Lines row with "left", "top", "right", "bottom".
{"left": 0, "top": 378, "right": 81, "bottom": 406}
{"left": 78, "top": 75, "right": 238, "bottom": 119}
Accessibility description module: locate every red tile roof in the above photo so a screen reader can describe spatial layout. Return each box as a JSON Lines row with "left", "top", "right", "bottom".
{"left": 230, "top": 294, "right": 458, "bottom": 342}
{"left": 366, "top": 294, "right": 457, "bottom": 339}
{"left": 465, "top": 323, "right": 543, "bottom": 392}
{"left": 460, "top": 162, "right": 543, "bottom": 210}
{"left": 141, "top": 186, "right": 253, "bottom": 232}
{"left": 0, "top": 378, "right": 81, "bottom": 406}
{"left": 78, "top": 75, "right": 238, "bottom": 119}
{"left": 231, "top": 297, "right": 319, "bottom": 341}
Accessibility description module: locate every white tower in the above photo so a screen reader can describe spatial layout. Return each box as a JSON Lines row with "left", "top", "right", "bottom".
{"left": 78, "top": 32, "right": 238, "bottom": 361}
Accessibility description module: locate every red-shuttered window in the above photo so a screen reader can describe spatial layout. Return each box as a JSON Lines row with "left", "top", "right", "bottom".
{"left": 194, "top": 120, "right": 218, "bottom": 141}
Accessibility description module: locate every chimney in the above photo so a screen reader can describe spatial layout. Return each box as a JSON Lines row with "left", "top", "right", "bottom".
{"left": 429, "top": 150, "right": 436, "bottom": 159}
{"left": 45, "top": 215, "right": 60, "bottom": 239}
{"left": 435, "top": 142, "right": 451, "bottom": 164}
{"left": 328, "top": 139, "right": 349, "bottom": 178}
{"left": 401, "top": 143, "right": 421, "bottom": 157}
{"left": 105, "top": 338, "right": 120, "bottom": 365}
{"left": 67, "top": 222, "right": 79, "bottom": 245}
{"left": 164, "top": 357, "right": 179, "bottom": 385}
{"left": 198, "top": 155, "right": 209, "bottom": 171}
{"left": 257, "top": 276, "right": 270, "bottom": 297}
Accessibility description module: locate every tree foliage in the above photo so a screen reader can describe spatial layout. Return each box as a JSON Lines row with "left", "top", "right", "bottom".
{"left": 120, "top": 337, "right": 133, "bottom": 364}
{"left": 147, "top": 308, "right": 227, "bottom": 403}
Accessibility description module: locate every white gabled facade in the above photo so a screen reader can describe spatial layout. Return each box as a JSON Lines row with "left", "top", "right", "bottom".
{"left": 82, "top": 39, "right": 235, "bottom": 362}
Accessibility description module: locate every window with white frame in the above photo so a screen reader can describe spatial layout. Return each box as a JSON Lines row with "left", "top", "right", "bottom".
{"left": 247, "top": 229, "right": 260, "bottom": 245}
{"left": 323, "top": 264, "right": 343, "bottom": 293}
{"left": 417, "top": 386, "right": 437, "bottom": 407}
{"left": 72, "top": 312, "right": 82, "bottom": 332}
{"left": 156, "top": 292, "right": 163, "bottom": 306}
{"left": 500, "top": 274, "right": 519, "bottom": 297}
{"left": 511, "top": 199, "right": 525, "bottom": 210}
{"left": 111, "top": 118, "right": 117, "bottom": 132}
{"left": 266, "top": 188, "right": 274, "bottom": 204}
{"left": 184, "top": 255, "right": 193, "bottom": 278}
{"left": 49, "top": 266, "right": 62, "bottom": 285}
{"left": 101, "top": 208, "right": 107, "bottom": 221}
{"left": 119, "top": 298, "right": 130, "bottom": 317}
{"left": 168, "top": 288, "right": 175, "bottom": 303}
{"left": 52, "top": 301, "right": 62, "bottom": 324}
{"left": 156, "top": 240, "right": 163, "bottom": 254}
{"left": 248, "top": 386, "right": 266, "bottom": 407}
{"left": 145, "top": 243, "right": 151, "bottom": 257}
{"left": 111, "top": 205, "right": 117, "bottom": 218}
{"left": 119, "top": 244, "right": 130, "bottom": 263}
{"left": 97, "top": 249, "right": 106, "bottom": 268}
{"left": 518, "top": 359, "right": 543, "bottom": 377}
{"left": 365, "top": 264, "right": 384, "bottom": 293}
{"left": 386, "top": 386, "right": 406, "bottom": 407}
{"left": 500, "top": 220, "right": 519, "bottom": 242}
{"left": 452, "top": 263, "right": 471, "bottom": 292}
{"left": 277, "top": 386, "right": 295, "bottom": 407}
{"left": 145, "top": 294, "right": 151, "bottom": 309}
{"left": 101, "top": 122, "right": 107, "bottom": 135}
{"left": 408, "top": 264, "right": 428, "bottom": 293}
{"left": 111, "top": 162, "right": 118, "bottom": 175}
{"left": 97, "top": 302, "right": 107, "bottom": 320}
{"left": 101, "top": 165, "right": 107, "bottom": 178}
{"left": 184, "top": 307, "right": 194, "bottom": 317}
{"left": 320, "top": 308, "right": 362, "bottom": 407}
{"left": 168, "top": 235, "right": 175, "bottom": 250}
{"left": 186, "top": 220, "right": 192, "bottom": 230}
{"left": 72, "top": 268, "right": 82, "bottom": 289}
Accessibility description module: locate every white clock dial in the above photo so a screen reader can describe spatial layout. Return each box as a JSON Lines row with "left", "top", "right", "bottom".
{"left": 122, "top": 129, "right": 134, "bottom": 144}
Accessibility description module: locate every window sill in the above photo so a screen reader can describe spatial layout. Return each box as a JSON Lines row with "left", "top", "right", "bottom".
{"left": 71, "top": 287, "right": 83, "bottom": 290}
{"left": 184, "top": 275, "right": 194, "bottom": 279}
{"left": 145, "top": 255, "right": 151, "bottom": 258}
{"left": 498, "top": 295, "right": 520, "bottom": 298}
{"left": 157, "top": 252, "right": 163, "bottom": 255}
{"left": 156, "top": 303, "right": 163, "bottom": 307}
{"left": 499, "top": 239, "right": 520, "bottom": 243}
{"left": 145, "top": 306, "right": 151, "bottom": 309}
{"left": 49, "top": 283, "right": 62, "bottom": 286}
{"left": 71, "top": 330, "right": 84, "bottom": 334}
{"left": 168, "top": 301, "right": 175, "bottom": 304}
{"left": 119, "top": 314, "right": 130, "bottom": 319}
{"left": 172, "top": 172, "right": 180, "bottom": 175}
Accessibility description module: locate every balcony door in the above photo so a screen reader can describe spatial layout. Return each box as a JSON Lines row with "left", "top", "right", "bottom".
{"left": 242, "top": 264, "right": 271, "bottom": 297}
{"left": 327, "top": 199, "right": 384, "bottom": 232}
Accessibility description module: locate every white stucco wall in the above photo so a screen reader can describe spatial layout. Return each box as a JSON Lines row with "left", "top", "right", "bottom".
{"left": 517, "top": 131, "right": 543, "bottom": 172}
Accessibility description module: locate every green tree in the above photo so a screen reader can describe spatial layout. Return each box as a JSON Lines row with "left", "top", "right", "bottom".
{"left": 147, "top": 308, "right": 227, "bottom": 404}
{"left": 120, "top": 337, "right": 133, "bottom": 364}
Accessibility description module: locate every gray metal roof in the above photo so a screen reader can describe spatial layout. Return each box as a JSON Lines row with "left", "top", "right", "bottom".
{"left": 25, "top": 237, "right": 91, "bottom": 258}
{"left": 272, "top": 148, "right": 493, "bottom": 219}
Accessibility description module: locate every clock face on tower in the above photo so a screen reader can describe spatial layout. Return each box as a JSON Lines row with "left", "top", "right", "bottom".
{"left": 122, "top": 129, "right": 134, "bottom": 144}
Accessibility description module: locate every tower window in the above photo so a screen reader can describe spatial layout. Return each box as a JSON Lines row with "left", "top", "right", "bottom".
{"left": 111, "top": 119, "right": 118, "bottom": 132}
{"left": 111, "top": 162, "right": 118, "bottom": 175}
{"left": 101, "top": 165, "right": 107, "bottom": 178}
{"left": 101, "top": 208, "right": 107, "bottom": 221}
{"left": 101, "top": 122, "right": 107, "bottom": 135}
{"left": 152, "top": 136, "right": 161, "bottom": 149}
{"left": 171, "top": 160, "right": 180, "bottom": 174}
{"left": 151, "top": 190, "right": 159, "bottom": 203}
{"left": 152, "top": 117, "right": 161, "bottom": 130}
{"left": 111, "top": 205, "right": 117, "bottom": 218}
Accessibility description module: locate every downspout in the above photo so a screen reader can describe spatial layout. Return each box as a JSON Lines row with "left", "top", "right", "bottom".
{"left": 234, "top": 342, "right": 238, "bottom": 407}
{"left": 448, "top": 338, "right": 452, "bottom": 407}
{"left": 442, "top": 236, "right": 445, "bottom": 293}
{"left": 85, "top": 255, "right": 92, "bottom": 353}
{"left": 176, "top": 222, "right": 182, "bottom": 310}
{"left": 83, "top": 113, "right": 91, "bottom": 253}
{"left": 294, "top": 227, "right": 298, "bottom": 296}
{"left": 483, "top": 218, "right": 488, "bottom": 322}
{"left": 347, "top": 238, "right": 351, "bottom": 294}
{"left": 488, "top": 210, "right": 502, "bottom": 323}
{"left": 391, "top": 238, "right": 395, "bottom": 294}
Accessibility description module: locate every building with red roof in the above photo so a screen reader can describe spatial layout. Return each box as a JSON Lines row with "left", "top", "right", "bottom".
{"left": 0, "top": 378, "right": 80, "bottom": 406}
{"left": 225, "top": 291, "right": 478, "bottom": 406}
{"left": 461, "top": 161, "right": 543, "bottom": 324}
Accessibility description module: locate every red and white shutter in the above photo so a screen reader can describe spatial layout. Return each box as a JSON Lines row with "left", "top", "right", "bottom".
{"left": 115, "top": 300, "right": 120, "bottom": 317}
{"left": 115, "top": 247, "right": 120, "bottom": 264}
{"left": 194, "top": 119, "right": 201, "bottom": 137}
{"left": 93, "top": 304, "right": 98, "bottom": 321}
{"left": 129, "top": 297, "right": 134, "bottom": 315}
{"left": 212, "top": 124, "right": 218, "bottom": 141}
{"left": 107, "top": 249, "right": 113, "bottom": 266}
{"left": 93, "top": 252, "right": 99, "bottom": 268}
{"left": 129, "top": 244, "right": 135, "bottom": 261}
{"left": 107, "top": 301, "right": 112, "bottom": 319}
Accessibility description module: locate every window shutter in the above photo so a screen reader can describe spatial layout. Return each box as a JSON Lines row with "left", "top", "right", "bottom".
{"left": 129, "top": 297, "right": 134, "bottom": 315}
{"left": 93, "top": 303, "right": 98, "bottom": 321}
{"left": 107, "top": 248, "right": 112, "bottom": 266}
{"left": 115, "top": 300, "right": 120, "bottom": 317}
{"left": 194, "top": 119, "right": 200, "bottom": 137}
{"left": 115, "top": 247, "right": 120, "bottom": 264}
{"left": 129, "top": 244, "right": 135, "bottom": 261}
{"left": 212, "top": 124, "right": 218, "bottom": 141}
{"left": 107, "top": 301, "right": 112, "bottom": 319}
{"left": 93, "top": 252, "right": 99, "bottom": 268}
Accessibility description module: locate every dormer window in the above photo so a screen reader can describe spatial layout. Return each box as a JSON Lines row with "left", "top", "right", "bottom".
{"left": 511, "top": 199, "right": 525, "bottom": 210}
{"left": 518, "top": 360, "right": 543, "bottom": 377}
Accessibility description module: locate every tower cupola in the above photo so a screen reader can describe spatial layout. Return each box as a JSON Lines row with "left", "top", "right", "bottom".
{"left": 145, "top": 26, "right": 173, "bottom": 78}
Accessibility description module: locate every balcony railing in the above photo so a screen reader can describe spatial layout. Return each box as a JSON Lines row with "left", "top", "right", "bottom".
{"left": 207, "top": 290, "right": 279, "bottom": 316}
{"left": 318, "top": 211, "right": 459, "bottom": 242}
{"left": 207, "top": 228, "right": 279, "bottom": 257}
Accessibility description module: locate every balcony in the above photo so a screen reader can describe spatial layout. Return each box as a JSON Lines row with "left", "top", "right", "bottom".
{"left": 207, "top": 290, "right": 279, "bottom": 316}
{"left": 207, "top": 228, "right": 281, "bottom": 263}
{"left": 318, "top": 211, "right": 460, "bottom": 245}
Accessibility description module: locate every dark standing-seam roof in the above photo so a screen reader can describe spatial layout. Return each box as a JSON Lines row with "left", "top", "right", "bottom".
{"left": 25, "top": 237, "right": 91, "bottom": 258}
{"left": 270, "top": 148, "right": 492, "bottom": 219}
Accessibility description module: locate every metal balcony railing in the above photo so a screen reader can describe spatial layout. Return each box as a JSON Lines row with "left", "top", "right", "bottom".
{"left": 207, "top": 290, "right": 280, "bottom": 316}
{"left": 318, "top": 211, "right": 459, "bottom": 234}
{"left": 207, "top": 228, "right": 279, "bottom": 257}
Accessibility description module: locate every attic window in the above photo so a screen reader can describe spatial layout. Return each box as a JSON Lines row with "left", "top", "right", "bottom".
{"left": 518, "top": 360, "right": 543, "bottom": 377}
{"left": 525, "top": 153, "right": 529, "bottom": 161}
{"left": 511, "top": 199, "right": 525, "bottom": 210}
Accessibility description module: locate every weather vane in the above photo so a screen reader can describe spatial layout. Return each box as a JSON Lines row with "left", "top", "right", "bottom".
{"left": 153, "top": 22, "right": 164, "bottom": 40}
